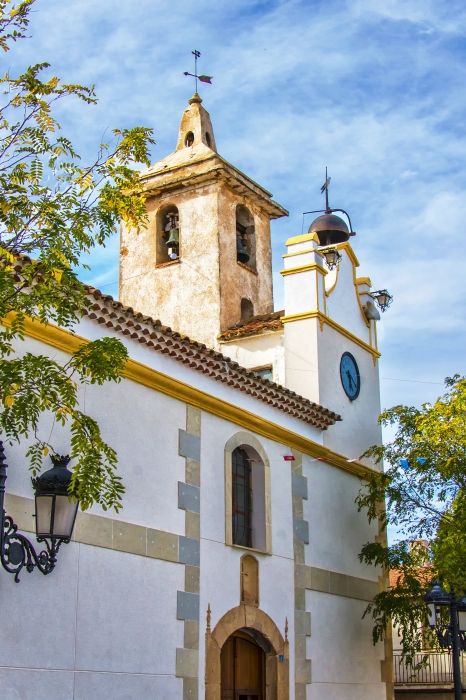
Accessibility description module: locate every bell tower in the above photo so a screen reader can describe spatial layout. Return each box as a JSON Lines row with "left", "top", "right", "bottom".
{"left": 119, "top": 94, "right": 288, "bottom": 348}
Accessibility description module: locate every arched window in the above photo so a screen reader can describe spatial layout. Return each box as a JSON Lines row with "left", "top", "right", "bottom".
{"left": 156, "top": 204, "right": 180, "bottom": 265}
{"left": 185, "top": 131, "right": 194, "bottom": 147}
{"left": 241, "top": 298, "right": 254, "bottom": 321}
{"left": 228, "top": 440, "right": 269, "bottom": 552}
{"left": 236, "top": 204, "right": 256, "bottom": 269}
{"left": 205, "top": 131, "right": 212, "bottom": 148}
{"left": 232, "top": 447, "right": 252, "bottom": 547}
{"left": 241, "top": 554, "right": 259, "bottom": 606}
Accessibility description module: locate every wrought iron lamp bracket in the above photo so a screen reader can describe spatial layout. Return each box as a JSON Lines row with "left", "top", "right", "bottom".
{"left": 1, "top": 511, "right": 64, "bottom": 582}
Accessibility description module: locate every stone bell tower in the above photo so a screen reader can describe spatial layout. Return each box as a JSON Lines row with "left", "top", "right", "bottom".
{"left": 119, "top": 94, "right": 288, "bottom": 348}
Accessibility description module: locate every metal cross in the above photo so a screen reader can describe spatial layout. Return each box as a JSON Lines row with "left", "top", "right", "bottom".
{"left": 184, "top": 50, "right": 213, "bottom": 93}
{"left": 321, "top": 167, "right": 331, "bottom": 213}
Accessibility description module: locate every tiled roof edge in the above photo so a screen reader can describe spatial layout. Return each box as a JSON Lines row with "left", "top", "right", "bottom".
{"left": 82, "top": 285, "right": 341, "bottom": 430}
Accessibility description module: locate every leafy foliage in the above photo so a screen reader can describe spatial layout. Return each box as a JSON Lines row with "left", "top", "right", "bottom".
{"left": 0, "top": 1, "right": 155, "bottom": 511}
{"left": 356, "top": 375, "right": 466, "bottom": 664}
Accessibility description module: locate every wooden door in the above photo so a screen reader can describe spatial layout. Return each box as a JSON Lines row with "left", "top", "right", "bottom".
{"left": 221, "top": 632, "right": 265, "bottom": 700}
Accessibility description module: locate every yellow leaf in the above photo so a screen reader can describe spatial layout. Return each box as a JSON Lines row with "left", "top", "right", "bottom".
{"left": 43, "top": 447, "right": 49, "bottom": 456}
{"left": 52, "top": 268, "right": 63, "bottom": 283}
{"left": 4, "top": 396, "right": 14, "bottom": 407}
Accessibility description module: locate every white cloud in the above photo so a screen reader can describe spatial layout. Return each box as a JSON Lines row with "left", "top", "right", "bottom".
{"left": 5, "top": 0, "right": 465, "bottom": 421}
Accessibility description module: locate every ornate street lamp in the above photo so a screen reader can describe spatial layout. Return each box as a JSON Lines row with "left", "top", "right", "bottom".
{"left": 0, "top": 441, "right": 78, "bottom": 582}
{"left": 321, "top": 247, "right": 342, "bottom": 271}
{"left": 423, "top": 581, "right": 466, "bottom": 700}
{"left": 372, "top": 289, "right": 393, "bottom": 312}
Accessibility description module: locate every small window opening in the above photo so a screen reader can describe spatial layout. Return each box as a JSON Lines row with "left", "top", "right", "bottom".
{"left": 254, "top": 366, "right": 273, "bottom": 382}
{"left": 241, "top": 298, "right": 254, "bottom": 321}
{"left": 232, "top": 447, "right": 252, "bottom": 548}
{"left": 156, "top": 204, "right": 180, "bottom": 264}
{"left": 185, "top": 131, "right": 194, "bottom": 147}
{"left": 236, "top": 204, "right": 256, "bottom": 269}
{"left": 205, "top": 131, "right": 212, "bottom": 148}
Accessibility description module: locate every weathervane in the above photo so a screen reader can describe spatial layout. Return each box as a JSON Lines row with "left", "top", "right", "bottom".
{"left": 302, "top": 167, "right": 356, "bottom": 236}
{"left": 184, "top": 50, "right": 213, "bottom": 93}
{"left": 321, "top": 167, "right": 331, "bottom": 213}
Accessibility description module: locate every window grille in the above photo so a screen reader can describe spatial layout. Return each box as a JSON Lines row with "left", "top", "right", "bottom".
{"left": 232, "top": 447, "right": 252, "bottom": 548}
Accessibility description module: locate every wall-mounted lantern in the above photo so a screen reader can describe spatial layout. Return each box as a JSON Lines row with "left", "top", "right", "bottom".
{"left": 372, "top": 289, "right": 393, "bottom": 312}
{"left": 321, "top": 247, "right": 342, "bottom": 271}
{"left": 0, "top": 442, "right": 78, "bottom": 582}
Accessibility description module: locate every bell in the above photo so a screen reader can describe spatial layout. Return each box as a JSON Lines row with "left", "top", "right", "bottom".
{"left": 308, "top": 213, "right": 350, "bottom": 247}
{"left": 236, "top": 234, "right": 250, "bottom": 264}
{"left": 166, "top": 228, "right": 179, "bottom": 247}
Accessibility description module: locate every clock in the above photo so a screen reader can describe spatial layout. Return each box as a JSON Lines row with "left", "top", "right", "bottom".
{"left": 340, "top": 352, "right": 360, "bottom": 401}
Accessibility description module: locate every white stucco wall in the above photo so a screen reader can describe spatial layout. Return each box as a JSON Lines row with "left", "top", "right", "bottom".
{"left": 0, "top": 311, "right": 385, "bottom": 700}
{"left": 219, "top": 331, "right": 285, "bottom": 386}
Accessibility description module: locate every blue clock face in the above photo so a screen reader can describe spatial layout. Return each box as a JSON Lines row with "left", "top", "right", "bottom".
{"left": 340, "top": 352, "right": 360, "bottom": 401}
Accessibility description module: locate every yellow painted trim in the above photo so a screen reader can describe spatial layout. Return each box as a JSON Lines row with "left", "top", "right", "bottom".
{"left": 281, "top": 310, "right": 381, "bottom": 360}
{"left": 356, "top": 276, "right": 372, "bottom": 287}
{"left": 325, "top": 265, "right": 340, "bottom": 297}
{"left": 282, "top": 247, "right": 323, "bottom": 259}
{"left": 280, "top": 262, "right": 327, "bottom": 277}
{"left": 333, "top": 242, "right": 360, "bottom": 268}
{"left": 320, "top": 243, "right": 370, "bottom": 328}
{"left": 12, "top": 315, "right": 376, "bottom": 480}
{"left": 285, "top": 232, "right": 319, "bottom": 246}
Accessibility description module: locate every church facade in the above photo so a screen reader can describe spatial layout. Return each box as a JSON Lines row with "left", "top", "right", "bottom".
{"left": 0, "top": 95, "right": 393, "bottom": 700}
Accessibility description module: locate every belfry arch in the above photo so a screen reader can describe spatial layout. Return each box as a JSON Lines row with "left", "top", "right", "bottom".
{"left": 205, "top": 604, "right": 289, "bottom": 700}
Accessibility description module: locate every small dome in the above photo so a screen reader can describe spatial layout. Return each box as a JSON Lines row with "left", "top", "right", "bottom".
{"left": 308, "top": 213, "right": 349, "bottom": 247}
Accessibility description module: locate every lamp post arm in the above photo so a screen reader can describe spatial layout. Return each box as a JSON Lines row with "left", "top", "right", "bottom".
{"left": 0, "top": 442, "right": 59, "bottom": 582}
{"left": 1, "top": 514, "right": 59, "bottom": 582}
{"left": 450, "top": 596, "right": 463, "bottom": 700}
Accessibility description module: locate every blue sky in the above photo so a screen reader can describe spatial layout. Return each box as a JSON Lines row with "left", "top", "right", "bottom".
{"left": 7, "top": 0, "right": 466, "bottom": 418}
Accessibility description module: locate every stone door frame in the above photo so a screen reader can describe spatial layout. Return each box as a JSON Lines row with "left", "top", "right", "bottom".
{"left": 205, "top": 604, "right": 289, "bottom": 700}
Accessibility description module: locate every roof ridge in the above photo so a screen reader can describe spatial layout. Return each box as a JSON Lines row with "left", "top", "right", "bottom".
{"left": 82, "top": 286, "right": 341, "bottom": 429}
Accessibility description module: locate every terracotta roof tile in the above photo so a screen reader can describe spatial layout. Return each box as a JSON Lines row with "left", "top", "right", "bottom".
{"left": 81, "top": 286, "right": 341, "bottom": 430}
{"left": 219, "top": 310, "right": 284, "bottom": 341}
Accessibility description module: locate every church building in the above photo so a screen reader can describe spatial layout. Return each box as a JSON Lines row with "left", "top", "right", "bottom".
{"left": 0, "top": 93, "right": 393, "bottom": 700}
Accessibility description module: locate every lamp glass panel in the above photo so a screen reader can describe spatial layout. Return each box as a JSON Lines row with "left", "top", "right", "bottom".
{"left": 52, "top": 494, "right": 78, "bottom": 538}
{"left": 35, "top": 495, "right": 53, "bottom": 536}
{"left": 459, "top": 611, "right": 466, "bottom": 632}
{"left": 426, "top": 604, "right": 437, "bottom": 627}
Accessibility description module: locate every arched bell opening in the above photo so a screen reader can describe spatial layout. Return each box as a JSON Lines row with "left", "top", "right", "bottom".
{"left": 241, "top": 298, "right": 254, "bottom": 321}
{"left": 156, "top": 203, "right": 180, "bottom": 264}
{"left": 185, "top": 131, "right": 194, "bottom": 147}
{"left": 236, "top": 204, "right": 256, "bottom": 269}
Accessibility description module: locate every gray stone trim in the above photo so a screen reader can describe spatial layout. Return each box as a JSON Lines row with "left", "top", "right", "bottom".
{"left": 5, "top": 493, "right": 182, "bottom": 563}
{"left": 177, "top": 591, "right": 200, "bottom": 621}
{"left": 293, "top": 517, "right": 309, "bottom": 544}
{"left": 178, "top": 406, "right": 201, "bottom": 699}
{"left": 300, "top": 564, "right": 379, "bottom": 602}
{"left": 179, "top": 536, "right": 201, "bottom": 566}
{"left": 176, "top": 648, "right": 199, "bottom": 678}
{"left": 291, "top": 450, "right": 313, "bottom": 691}
{"left": 292, "top": 473, "right": 308, "bottom": 499}
{"left": 178, "top": 482, "right": 201, "bottom": 514}
{"left": 179, "top": 429, "right": 201, "bottom": 461}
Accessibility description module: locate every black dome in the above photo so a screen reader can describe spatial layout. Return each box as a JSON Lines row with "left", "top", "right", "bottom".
{"left": 308, "top": 213, "right": 350, "bottom": 247}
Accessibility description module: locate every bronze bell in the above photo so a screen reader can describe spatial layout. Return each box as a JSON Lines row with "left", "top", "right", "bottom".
{"left": 308, "top": 213, "right": 350, "bottom": 247}
{"left": 166, "top": 228, "right": 179, "bottom": 247}
{"left": 236, "top": 234, "right": 250, "bottom": 264}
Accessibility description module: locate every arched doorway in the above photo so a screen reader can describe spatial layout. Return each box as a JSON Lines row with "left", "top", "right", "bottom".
{"left": 221, "top": 631, "right": 265, "bottom": 700}
{"left": 205, "top": 604, "right": 289, "bottom": 700}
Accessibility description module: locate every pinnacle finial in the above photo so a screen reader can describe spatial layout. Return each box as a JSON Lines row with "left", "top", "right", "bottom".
{"left": 189, "top": 92, "right": 202, "bottom": 105}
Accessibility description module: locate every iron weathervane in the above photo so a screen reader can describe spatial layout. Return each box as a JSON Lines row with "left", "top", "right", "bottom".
{"left": 184, "top": 50, "right": 213, "bottom": 93}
